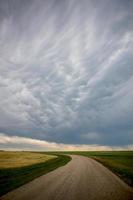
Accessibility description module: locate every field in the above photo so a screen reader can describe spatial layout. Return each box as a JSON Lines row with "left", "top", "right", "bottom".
{"left": 0, "top": 151, "right": 71, "bottom": 196}
{"left": 0, "top": 151, "right": 133, "bottom": 197}
{"left": 0, "top": 151, "right": 57, "bottom": 168}
{"left": 59, "top": 151, "right": 133, "bottom": 187}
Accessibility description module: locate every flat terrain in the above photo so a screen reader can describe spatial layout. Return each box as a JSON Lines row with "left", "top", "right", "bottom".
{"left": 0, "top": 151, "right": 71, "bottom": 196}
{"left": 57, "top": 151, "right": 133, "bottom": 186}
{"left": 1, "top": 155, "right": 133, "bottom": 200}
{"left": 0, "top": 151, "right": 56, "bottom": 168}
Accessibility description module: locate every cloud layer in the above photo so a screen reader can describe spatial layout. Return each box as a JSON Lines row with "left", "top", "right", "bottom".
{"left": 0, "top": 133, "right": 133, "bottom": 151}
{"left": 0, "top": 0, "right": 133, "bottom": 148}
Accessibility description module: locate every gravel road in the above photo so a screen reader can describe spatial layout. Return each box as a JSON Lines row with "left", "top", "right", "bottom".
{"left": 1, "top": 155, "right": 133, "bottom": 200}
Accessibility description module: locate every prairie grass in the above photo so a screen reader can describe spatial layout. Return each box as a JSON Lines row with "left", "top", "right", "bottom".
{"left": 0, "top": 151, "right": 71, "bottom": 196}
{"left": 0, "top": 151, "right": 56, "bottom": 169}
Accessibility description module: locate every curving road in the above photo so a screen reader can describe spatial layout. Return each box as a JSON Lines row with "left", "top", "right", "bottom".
{"left": 1, "top": 155, "right": 133, "bottom": 200}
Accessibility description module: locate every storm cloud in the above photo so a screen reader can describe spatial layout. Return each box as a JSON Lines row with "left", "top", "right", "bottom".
{"left": 0, "top": 0, "right": 133, "bottom": 149}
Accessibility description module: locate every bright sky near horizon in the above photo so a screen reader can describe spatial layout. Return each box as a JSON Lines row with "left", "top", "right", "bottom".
{"left": 0, "top": 0, "right": 133, "bottom": 151}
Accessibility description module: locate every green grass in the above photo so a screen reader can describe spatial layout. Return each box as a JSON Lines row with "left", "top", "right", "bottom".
{"left": 0, "top": 151, "right": 71, "bottom": 196}
{"left": 56, "top": 151, "right": 133, "bottom": 187}
{"left": 1, "top": 151, "right": 132, "bottom": 196}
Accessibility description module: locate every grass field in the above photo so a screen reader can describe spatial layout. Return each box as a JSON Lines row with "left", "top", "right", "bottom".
{"left": 0, "top": 151, "right": 132, "bottom": 196}
{"left": 0, "top": 151, "right": 57, "bottom": 168}
{"left": 0, "top": 151, "right": 71, "bottom": 196}
{"left": 57, "top": 151, "right": 133, "bottom": 187}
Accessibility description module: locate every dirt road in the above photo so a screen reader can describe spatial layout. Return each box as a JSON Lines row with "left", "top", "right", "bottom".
{"left": 1, "top": 155, "right": 133, "bottom": 200}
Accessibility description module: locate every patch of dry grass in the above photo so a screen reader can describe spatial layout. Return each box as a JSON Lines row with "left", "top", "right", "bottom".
{"left": 0, "top": 151, "right": 56, "bottom": 169}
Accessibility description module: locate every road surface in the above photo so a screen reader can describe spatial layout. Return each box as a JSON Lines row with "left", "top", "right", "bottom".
{"left": 1, "top": 155, "right": 133, "bottom": 200}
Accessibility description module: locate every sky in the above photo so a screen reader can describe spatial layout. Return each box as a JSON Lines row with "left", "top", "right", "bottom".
{"left": 0, "top": 0, "right": 133, "bottom": 151}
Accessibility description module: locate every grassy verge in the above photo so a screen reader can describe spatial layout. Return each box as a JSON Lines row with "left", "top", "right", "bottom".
{"left": 0, "top": 151, "right": 71, "bottom": 196}
{"left": 55, "top": 151, "right": 133, "bottom": 187}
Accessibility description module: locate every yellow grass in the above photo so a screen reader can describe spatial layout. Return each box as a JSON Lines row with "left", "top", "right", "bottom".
{"left": 0, "top": 151, "right": 57, "bottom": 169}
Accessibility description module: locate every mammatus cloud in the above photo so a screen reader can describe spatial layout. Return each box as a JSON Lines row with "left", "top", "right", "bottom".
{"left": 0, "top": 133, "right": 133, "bottom": 151}
{"left": 0, "top": 0, "right": 133, "bottom": 148}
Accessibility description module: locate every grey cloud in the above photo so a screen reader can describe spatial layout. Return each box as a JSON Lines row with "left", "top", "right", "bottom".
{"left": 0, "top": 0, "right": 133, "bottom": 147}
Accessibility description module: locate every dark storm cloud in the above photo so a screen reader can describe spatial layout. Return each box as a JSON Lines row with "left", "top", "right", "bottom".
{"left": 0, "top": 0, "right": 133, "bottom": 147}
